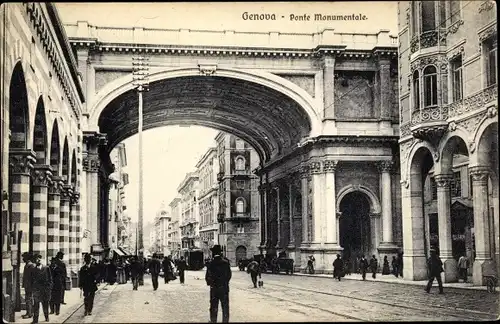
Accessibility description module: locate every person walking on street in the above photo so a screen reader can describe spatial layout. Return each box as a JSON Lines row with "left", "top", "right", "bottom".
{"left": 333, "top": 254, "right": 344, "bottom": 281}
{"left": 79, "top": 254, "right": 99, "bottom": 316}
{"left": 55, "top": 251, "right": 67, "bottom": 305}
{"left": 370, "top": 255, "right": 378, "bottom": 279}
{"left": 21, "top": 252, "right": 35, "bottom": 319}
{"left": 205, "top": 245, "right": 231, "bottom": 323}
{"left": 425, "top": 248, "right": 444, "bottom": 294}
{"left": 307, "top": 255, "right": 315, "bottom": 274}
{"left": 31, "top": 254, "right": 52, "bottom": 323}
{"left": 246, "top": 258, "right": 261, "bottom": 288}
{"left": 148, "top": 254, "right": 161, "bottom": 290}
{"left": 177, "top": 256, "right": 188, "bottom": 284}
{"left": 359, "top": 255, "right": 369, "bottom": 280}
{"left": 130, "top": 256, "right": 142, "bottom": 290}
{"left": 382, "top": 256, "right": 391, "bottom": 275}
{"left": 391, "top": 256, "right": 399, "bottom": 277}
{"left": 49, "top": 257, "right": 64, "bottom": 315}
{"left": 458, "top": 254, "right": 469, "bottom": 283}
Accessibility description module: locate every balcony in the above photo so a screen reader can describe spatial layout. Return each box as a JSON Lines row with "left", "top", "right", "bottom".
{"left": 230, "top": 212, "right": 252, "bottom": 220}
{"left": 410, "top": 106, "right": 448, "bottom": 144}
{"left": 232, "top": 170, "right": 250, "bottom": 178}
{"left": 410, "top": 29, "right": 447, "bottom": 54}
{"left": 448, "top": 85, "right": 498, "bottom": 118}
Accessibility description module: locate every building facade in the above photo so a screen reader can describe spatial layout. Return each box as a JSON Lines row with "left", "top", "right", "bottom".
{"left": 397, "top": 1, "right": 498, "bottom": 284}
{"left": 151, "top": 204, "right": 170, "bottom": 255}
{"left": 216, "top": 133, "right": 261, "bottom": 266}
{"left": 196, "top": 148, "right": 220, "bottom": 259}
{"left": 168, "top": 197, "right": 182, "bottom": 258}
{"left": 178, "top": 173, "right": 200, "bottom": 251}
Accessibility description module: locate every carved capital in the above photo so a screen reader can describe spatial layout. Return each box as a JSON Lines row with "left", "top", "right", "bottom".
{"left": 487, "top": 107, "right": 497, "bottom": 118}
{"left": 83, "top": 155, "right": 101, "bottom": 173}
{"left": 469, "top": 166, "right": 489, "bottom": 183}
{"left": 435, "top": 174, "right": 453, "bottom": 189}
{"left": 448, "top": 121, "right": 457, "bottom": 131}
{"left": 378, "top": 161, "right": 394, "bottom": 173}
{"left": 31, "top": 165, "right": 53, "bottom": 187}
{"left": 71, "top": 192, "right": 80, "bottom": 205}
{"left": 299, "top": 165, "right": 310, "bottom": 178}
{"left": 309, "top": 161, "right": 322, "bottom": 174}
{"left": 60, "top": 185, "right": 73, "bottom": 201}
{"left": 323, "top": 160, "right": 338, "bottom": 173}
{"left": 48, "top": 176, "right": 64, "bottom": 195}
{"left": 83, "top": 132, "right": 107, "bottom": 152}
{"left": 9, "top": 149, "right": 36, "bottom": 175}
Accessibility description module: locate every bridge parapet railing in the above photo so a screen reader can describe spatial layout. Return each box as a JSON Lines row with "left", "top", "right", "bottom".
{"left": 66, "top": 22, "right": 397, "bottom": 50}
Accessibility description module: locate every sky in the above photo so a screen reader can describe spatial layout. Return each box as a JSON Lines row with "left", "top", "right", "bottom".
{"left": 57, "top": 2, "right": 398, "bottom": 224}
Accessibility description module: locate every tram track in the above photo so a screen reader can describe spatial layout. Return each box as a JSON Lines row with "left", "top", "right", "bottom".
{"left": 261, "top": 281, "right": 497, "bottom": 321}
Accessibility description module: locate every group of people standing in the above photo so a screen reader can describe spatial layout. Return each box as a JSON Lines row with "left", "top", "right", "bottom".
{"left": 21, "top": 251, "right": 69, "bottom": 323}
{"left": 330, "top": 253, "right": 404, "bottom": 281}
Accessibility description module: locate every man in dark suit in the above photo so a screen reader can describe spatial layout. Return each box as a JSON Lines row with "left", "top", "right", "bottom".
{"left": 79, "top": 253, "right": 99, "bottom": 316}
{"left": 55, "top": 251, "right": 67, "bottom": 304}
{"left": 205, "top": 245, "right": 231, "bottom": 323}
{"left": 177, "top": 256, "right": 188, "bottom": 285}
{"left": 148, "top": 254, "right": 161, "bottom": 291}
{"left": 21, "top": 252, "right": 35, "bottom": 319}
{"left": 31, "top": 254, "right": 52, "bottom": 323}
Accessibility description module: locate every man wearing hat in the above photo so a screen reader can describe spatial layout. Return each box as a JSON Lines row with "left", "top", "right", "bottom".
{"left": 31, "top": 254, "right": 53, "bottom": 323}
{"left": 205, "top": 245, "right": 231, "bottom": 323}
{"left": 55, "top": 251, "right": 68, "bottom": 304}
{"left": 21, "top": 252, "right": 35, "bottom": 319}
{"left": 425, "top": 248, "right": 444, "bottom": 294}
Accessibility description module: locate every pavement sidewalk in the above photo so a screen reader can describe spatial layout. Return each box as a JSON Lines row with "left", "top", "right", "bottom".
{"left": 230, "top": 266, "right": 489, "bottom": 291}
{"left": 14, "top": 283, "right": 109, "bottom": 324}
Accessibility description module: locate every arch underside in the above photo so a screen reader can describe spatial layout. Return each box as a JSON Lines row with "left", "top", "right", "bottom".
{"left": 98, "top": 76, "right": 312, "bottom": 162}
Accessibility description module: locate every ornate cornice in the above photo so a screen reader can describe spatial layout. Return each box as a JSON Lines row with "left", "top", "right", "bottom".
{"left": 478, "top": 24, "right": 497, "bottom": 50}
{"left": 9, "top": 150, "right": 36, "bottom": 175}
{"left": 410, "top": 54, "right": 448, "bottom": 73}
{"left": 83, "top": 131, "right": 107, "bottom": 148}
{"left": 435, "top": 174, "right": 453, "bottom": 188}
{"left": 447, "top": 45, "right": 464, "bottom": 61}
{"left": 478, "top": 1, "right": 496, "bottom": 13}
{"left": 323, "top": 160, "right": 338, "bottom": 173}
{"left": 31, "top": 165, "right": 53, "bottom": 187}
{"left": 446, "top": 20, "right": 464, "bottom": 36}
{"left": 24, "top": 3, "right": 83, "bottom": 118}
{"left": 299, "top": 165, "right": 310, "bottom": 179}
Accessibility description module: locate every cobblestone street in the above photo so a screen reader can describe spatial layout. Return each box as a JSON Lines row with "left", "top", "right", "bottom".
{"left": 64, "top": 270, "right": 499, "bottom": 323}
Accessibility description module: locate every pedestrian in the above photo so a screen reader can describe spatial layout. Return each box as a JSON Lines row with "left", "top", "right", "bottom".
{"left": 79, "top": 253, "right": 99, "bottom": 316}
{"left": 107, "top": 259, "right": 117, "bottom": 285}
{"left": 124, "top": 258, "right": 131, "bottom": 282}
{"left": 391, "top": 256, "right": 399, "bottom": 277}
{"left": 116, "top": 259, "right": 127, "bottom": 284}
{"left": 55, "top": 251, "right": 67, "bottom": 305}
{"left": 130, "top": 256, "right": 142, "bottom": 290}
{"left": 370, "top": 255, "right": 378, "bottom": 279}
{"left": 49, "top": 257, "right": 64, "bottom": 315}
{"left": 31, "top": 254, "right": 52, "bottom": 323}
{"left": 205, "top": 245, "right": 231, "bottom": 323}
{"left": 333, "top": 254, "right": 344, "bottom": 281}
{"left": 149, "top": 254, "right": 161, "bottom": 290}
{"left": 307, "top": 255, "right": 315, "bottom": 274}
{"left": 21, "top": 252, "right": 35, "bottom": 319}
{"left": 458, "top": 254, "right": 469, "bottom": 283}
{"left": 382, "top": 256, "right": 391, "bottom": 275}
{"left": 177, "top": 256, "right": 188, "bottom": 284}
{"left": 397, "top": 252, "right": 404, "bottom": 278}
{"left": 163, "top": 256, "right": 176, "bottom": 284}
{"left": 344, "top": 257, "right": 352, "bottom": 276}
{"left": 246, "top": 258, "right": 261, "bottom": 288}
{"left": 425, "top": 248, "right": 444, "bottom": 294}
{"left": 354, "top": 256, "right": 360, "bottom": 274}
{"left": 359, "top": 255, "right": 369, "bottom": 280}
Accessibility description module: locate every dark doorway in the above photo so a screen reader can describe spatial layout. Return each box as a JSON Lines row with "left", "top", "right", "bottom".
{"left": 339, "top": 192, "right": 372, "bottom": 260}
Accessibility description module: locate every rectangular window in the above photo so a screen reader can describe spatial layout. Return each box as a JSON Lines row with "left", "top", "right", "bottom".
{"left": 237, "top": 224, "right": 245, "bottom": 234}
{"left": 431, "top": 177, "right": 438, "bottom": 200}
{"left": 469, "top": 174, "right": 473, "bottom": 197}
{"left": 451, "top": 171, "right": 462, "bottom": 197}
{"left": 439, "top": 1, "right": 446, "bottom": 27}
{"left": 411, "top": 1, "right": 420, "bottom": 35}
{"left": 424, "top": 73, "right": 438, "bottom": 107}
{"left": 421, "top": 1, "right": 436, "bottom": 32}
{"left": 485, "top": 37, "right": 498, "bottom": 87}
{"left": 449, "top": 0, "right": 461, "bottom": 25}
{"left": 451, "top": 55, "right": 463, "bottom": 102}
{"left": 413, "top": 73, "right": 420, "bottom": 110}
{"left": 236, "top": 180, "right": 245, "bottom": 190}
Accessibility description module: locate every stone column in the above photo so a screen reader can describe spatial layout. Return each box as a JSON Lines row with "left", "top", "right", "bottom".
{"left": 378, "top": 161, "right": 399, "bottom": 255}
{"left": 59, "top": 185, "right": 72, "bottom": 258}
{"left": 300, "top": 165, "right": 309, "bottom": 244}
{"left": 275, "top": 186, "right": 281, "bottom": 249}
{"left": 69, "top": 192, "right": 80, "bottom": 272}
{"left": 322, "top": 55, "right": 335, "bottom": 119}
{"left": 435, "top": 174, "right": 458, "bottom": 282}
{"left": 323, "top": 160, "right": 339, "bottom": 246}
{"left": 30, "top": 165, "right": 52, "bottom": 264}
{"left": 259, "top": 184, "right": 268, "bottom": 248}
{"left": 47, "top": 177, "right": 63, "bottom": 259}
{"left": 288, "top": 182, "right": 295, "bottom": 247}
{"left": 469, "top": 166, "right": 496, "bottom": 285}
{"left": 310, "top": 161, "right": 323, "bottom": 245}
{"left": 9, "top": 149, "right": 36, "bottom": 254}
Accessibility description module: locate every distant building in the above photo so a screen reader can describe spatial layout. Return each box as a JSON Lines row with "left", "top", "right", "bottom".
{"left": 196, "top": 148, "right": 220, "bottom": 259}
{"left": 168, "top": 197, "right": 182, "bottom": 258}
{"left": 178, "top": 172, "right": 201, "bottom": 251}
{"left": 152, "top": 203, "right": 170, "bottom": 255}
{"left": 216, "top": 133, "right": 261, "bottom": 266}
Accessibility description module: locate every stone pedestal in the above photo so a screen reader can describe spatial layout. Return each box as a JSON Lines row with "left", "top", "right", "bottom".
{"left": 473, "top": 259, "right": 496, "bottom": 285}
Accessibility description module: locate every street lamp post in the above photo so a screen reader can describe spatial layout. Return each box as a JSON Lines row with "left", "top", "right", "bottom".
{"left": 132, "top": 56, "right": 150, "bottom": 259}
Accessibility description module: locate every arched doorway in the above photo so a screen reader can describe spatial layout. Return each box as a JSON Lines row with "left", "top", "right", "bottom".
{"left": 235, "top": 245, "right": 247, "bottom": 263}
{"left": 339, "top": 192, "right": 372, "bottom": 260}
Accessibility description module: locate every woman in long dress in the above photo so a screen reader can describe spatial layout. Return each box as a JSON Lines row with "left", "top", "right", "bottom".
{"left": 382, "top": 256, "right": 391, "bottom": 275}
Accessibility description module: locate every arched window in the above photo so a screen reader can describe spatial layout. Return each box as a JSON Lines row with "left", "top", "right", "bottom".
{"left": 423, "top": 66, "right": 438, "bottom": 107}
{"left": 412, "top": 71, "right": 420, "bottom": 110}
{"left": 235, "top": 197, "right": 245, "bottom": 213}
{"left": 235, "top": 156, "right": 245, "bottom": 171}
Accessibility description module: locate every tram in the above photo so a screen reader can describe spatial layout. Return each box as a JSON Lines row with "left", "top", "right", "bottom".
{"left": 183, "top": 249, "right": 205, "bottom": 270}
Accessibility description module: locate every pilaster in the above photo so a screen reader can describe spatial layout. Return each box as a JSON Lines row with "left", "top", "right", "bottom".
{"left": 47, "top": 176, "right": 63, "bottom": 259}
{"left": 30, "top": 165, "right": 52, "bottom": 264}
{"left": 309, "top": 161, "right": 323, "bottom": 246}
{"left": 60, "top": 184, "right": 73, "bottom": 259}
{"left": 322, "top": 55, "right": 336, "bottom": 119}
{"left": 377, "top": 161, "right": 399, "bottom": 254}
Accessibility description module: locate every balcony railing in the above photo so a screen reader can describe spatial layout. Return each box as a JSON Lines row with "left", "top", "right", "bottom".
{"left": 410, "top": 29, "right": 447, "bottom": 54}
{"left": 231, "top": 212, "right": 252, "bottom": 220}
{"left": 410, "top": 106, "right": 448, "bottom": 142}
{"left": 448, "top": 85, "right": 498, "bottom": 118}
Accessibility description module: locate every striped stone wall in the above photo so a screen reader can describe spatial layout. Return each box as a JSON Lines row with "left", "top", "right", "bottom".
{"left": 47, "top": 177, "right": 63, "bottom": 259}
{"left": 31, "top": 165, "right": 52, "bottom": 263}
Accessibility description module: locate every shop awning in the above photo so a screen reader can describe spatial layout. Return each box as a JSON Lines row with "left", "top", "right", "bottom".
{"left": 113, "top": 248, "right": 126, "bottom": 256}
{"left": 118, "top": 247, "right": 131, "bottom": 256}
